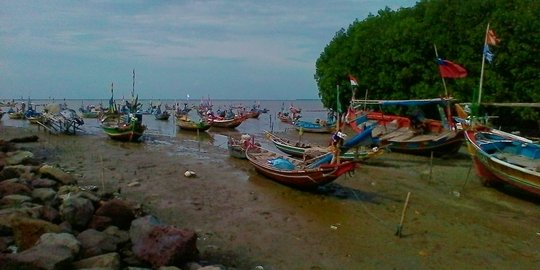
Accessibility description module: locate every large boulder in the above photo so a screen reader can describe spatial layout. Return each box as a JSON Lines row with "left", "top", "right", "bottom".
{"left": 5, "top": 151, "right": 34, "bottom": 165}
{"left": 130, "top": 215, "right": 198, "bottom": 268}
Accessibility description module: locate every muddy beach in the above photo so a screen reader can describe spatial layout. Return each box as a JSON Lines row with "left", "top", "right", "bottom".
{"left": 2, "top": 125, "right": 540, "bottom": 270}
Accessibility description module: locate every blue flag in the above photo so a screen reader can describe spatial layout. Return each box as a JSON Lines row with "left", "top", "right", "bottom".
{"left": 484, "top": 44, "right": 494, "bottom": 63}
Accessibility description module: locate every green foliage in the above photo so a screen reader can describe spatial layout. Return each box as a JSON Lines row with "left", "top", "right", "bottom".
{"left": 315, "top": 0, "right": 540, "bottom": 125}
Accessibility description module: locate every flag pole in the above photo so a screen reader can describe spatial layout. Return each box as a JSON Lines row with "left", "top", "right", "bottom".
{"left": 433, "top": 44, "right": 448, "bottom": 97}
{"left": 476, "top": 23, "right": 490, "bottom": 117}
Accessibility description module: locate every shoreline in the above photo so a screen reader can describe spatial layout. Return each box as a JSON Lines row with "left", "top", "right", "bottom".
{"left": 1, "top": 125, "right": 540, "bottom": 269}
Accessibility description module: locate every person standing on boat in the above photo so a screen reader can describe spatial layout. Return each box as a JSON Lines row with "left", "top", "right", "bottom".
{"left": 330, "top": 129, "right": 347, "bottom": 164}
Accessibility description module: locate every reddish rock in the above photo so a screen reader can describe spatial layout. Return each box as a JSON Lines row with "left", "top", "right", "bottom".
{"left": 130, "top": 216, "right": 198, "bottom": 268}
{"left": 11, "top": 216, "right": 62, "bottom": 251}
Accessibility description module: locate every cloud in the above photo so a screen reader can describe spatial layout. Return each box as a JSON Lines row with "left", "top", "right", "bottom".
{"left": 0, "top": 0, "right": 416, "bottom": 99}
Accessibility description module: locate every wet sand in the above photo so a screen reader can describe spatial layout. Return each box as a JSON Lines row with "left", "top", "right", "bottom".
{"left": 2, "top": 125, "right": 540, "bottom": 269}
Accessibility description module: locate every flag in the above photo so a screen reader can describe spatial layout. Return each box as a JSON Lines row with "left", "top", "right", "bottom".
{"left": 483, "top": 44, "right": 494, "bottom": 63}
{"left": 486, "top": 29, "right": 500, "bottom": 46}
{"left": 348, "top": 74, "right": 358, "bottom": 86}
{"left": 437, "top": 58, "right": 468, "bottom": 78}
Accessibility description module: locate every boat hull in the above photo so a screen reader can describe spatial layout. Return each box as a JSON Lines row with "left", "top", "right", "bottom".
{"left": 246, "top": 146, "right": 356, "bottom": 189}
{"left": 465, "top": 128, "right": 540, "bottom": 196}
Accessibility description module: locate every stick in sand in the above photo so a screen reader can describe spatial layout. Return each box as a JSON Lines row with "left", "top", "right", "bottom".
{"left": 395, "top": 191, "right": 411, "bottom": 237}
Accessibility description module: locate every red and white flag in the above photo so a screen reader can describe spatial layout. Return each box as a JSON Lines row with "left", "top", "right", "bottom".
{"left": 348, "top": 74, "right": 358, "bottom": 86}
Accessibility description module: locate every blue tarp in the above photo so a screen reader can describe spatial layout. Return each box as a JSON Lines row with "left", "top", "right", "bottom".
{"left": 268, "top": 157, "right": 295, "bottom": 170}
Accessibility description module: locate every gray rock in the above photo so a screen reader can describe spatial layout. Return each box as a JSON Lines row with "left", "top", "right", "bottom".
{"left": 37, "top": 232, "right": 81, "bottom": 256}
{"left": 6, "top": 151, "right": 34, "bottom": 165}
{"left": 39, "top": 165, "right": 76, "bottom": 185}
{"left": 0, "top": 194, "right": 32, "bottom": 207}
{"left": 1, "top": 244, "right": 73, "bottom": 270}
{"left": 60, "top": 195, "right": 95, "bottom": 229}
{"left": 77, "top": 229, "right": 118, "bottom": 258}
{"left": 32, "top": 188, "right": 57, "bottom": 205}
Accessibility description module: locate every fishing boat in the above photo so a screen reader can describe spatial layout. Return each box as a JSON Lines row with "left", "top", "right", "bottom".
{"left": 293, "top": 120, "right": 335, "bottom": 133}
{"left": 228, "top": 134, "right": 257, "bottom": 159}
{"left": 246, "top": 126, "right": 374, "bottom": 188}
{"left": 101, "top": 113, "right": 146, "bottom": 142}
{"left": 153, "top": 106, "right": 170, "bottom": 121}
{"left": 350, "top": 98, "right": 464, "bottom": 156}
{"left": 36, "top": 103, "right": 85, "bottom": 135}
{"left": 176, "top": 115, "right": 211, "bottom": 131}
{"left": 101, "top": 70, "right": 146, "bottom": 142}
{"left": 465, "top": 126, "right": 540, "bottom": 196}
{"left": 208, "top": 114, "right": 247, "bottom": 129}
{"left": 265, "top": 130, "right": 382, "bottom": 161}
{"left": 245, "top": 145, "right": 356, "bottom": 189}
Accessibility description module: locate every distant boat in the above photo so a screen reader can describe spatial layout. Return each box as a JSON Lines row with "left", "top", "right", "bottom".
{"left": 465, "top": 126, "right": 540, "bottom": 196}
{"left": 101, "top": 113, "right": 146, "bottom": 142}
{"left": 176, "top": 115, "right": 211, "bottom": 132}
{"left": 101, "top": 70, "right": 146, "bottom": 142}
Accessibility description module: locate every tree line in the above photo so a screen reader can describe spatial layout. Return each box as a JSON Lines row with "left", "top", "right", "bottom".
{"left": 315, "top": 0, "right": 539, "bottom": 131}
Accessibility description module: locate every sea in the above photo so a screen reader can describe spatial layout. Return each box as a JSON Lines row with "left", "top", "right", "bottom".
{"left": 0, "top": 99, "right": 334, "bottom": 150}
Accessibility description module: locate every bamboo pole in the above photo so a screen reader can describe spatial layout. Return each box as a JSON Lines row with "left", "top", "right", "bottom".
{"left": 395, "top": 192, "right": 411, "bottom": 237}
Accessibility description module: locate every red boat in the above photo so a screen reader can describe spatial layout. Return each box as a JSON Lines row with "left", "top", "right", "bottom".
{"left": 245, "top": 144, "right": 356, "bottom": 189}
{"left": 208, "top": 115, "right": 247, "bottom": 129}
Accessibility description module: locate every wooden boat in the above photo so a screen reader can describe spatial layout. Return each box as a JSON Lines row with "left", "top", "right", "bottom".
{"left": 350, "top": 98, "right": 464, "bottom": 156}
{"left": 246, "top": 127, "right": 375, "bottom": 188}
{"left": 8, "top": 111, "right": 24, "bottom": 119}
{"left": 464, "top": 126, "right": 540, "bottom": 196}
{"left": 228, "top": 134, "right": 257, "bottom": 159}
{"left": 101, "top": 113, "right": 146, "bottom": 142}
{"left": 293, "top": 120, "right": 335, "bottom": 133}
{"left": 36, "top": 104, "right": 85, "bottom": 135}
{"left": 176, "top": 115, "right": 211, "bottom": 131}
{"left": 245, "top": 145, "right": 356, "bottom": 189}
{"left": 208, "top": 115, "right": 247, "bottom": 129}
{"left": 154, "top": 110, "right": 171, "bottom": 121}
{"left": 265, "top": 130, "right": 382, "bottom": 161}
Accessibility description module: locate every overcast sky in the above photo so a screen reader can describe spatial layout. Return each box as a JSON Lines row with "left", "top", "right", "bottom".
{"left": 1, "top": 0, "right": 416, "bottom": 100}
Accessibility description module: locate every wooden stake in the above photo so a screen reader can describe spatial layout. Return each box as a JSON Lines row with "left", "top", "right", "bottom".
{"left": 395, "top": 192, "right": 411, "bottom": 237}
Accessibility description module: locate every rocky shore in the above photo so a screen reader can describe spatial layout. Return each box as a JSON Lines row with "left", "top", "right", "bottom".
{"left": 0, "top": 134, "right": 222, "bottom": 269}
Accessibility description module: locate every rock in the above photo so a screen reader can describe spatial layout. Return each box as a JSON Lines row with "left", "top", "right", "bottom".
{"left": 37, "top": 232, "right": 81, "bottom": 256}
{"left": 11, "top": 216, "right": 62, "bottom": 251}
{"left": 31, "top": 188, "right": 58, "bottom": 205}
{"left": 9, "top": 135, "right": 39, "bottom": 143}
{"left": 30, "top": 178, "right": 58, "bottom": 189}
{"left": 94, "top": 199, "right": 136, "bottom": 230}
{"left": 0, "top": 194, "right": 32, "bottom": 207}
{"left": 72, "top": 252, "right": 121, "bottom": 270}
{"left": 39, "top": 205, "right": 61, "bottom": 223}
{"left": 0, "top": 181, "right": 32, "bottom": 197}
{"left": 77, "top": 229, "right": 118, "bottom": 258}
{"left": 88, "top": 215, "right": 113, "bottom": 231}
{"left": 38, "top": 165, "right": 76, "bottom": 185}
{"left": 0, "top": 244, "right": 74, "bottom": 270}
{"left": 59, "top": 195, "right": 95, "bottom": 229}
{"left": 5, "top": 151, "right": 34, "bottom": 165}
{"left": 130, "top": 215, "right": 199, "bottom": 268}
{"left": 0, "top": 236, "right": 14, "bottom": 253}
{"left": 103, "top": 226, "right": 130, "bottom": 246}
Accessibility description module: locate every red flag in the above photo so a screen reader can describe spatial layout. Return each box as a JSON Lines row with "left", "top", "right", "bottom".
{"left": 437, "top": 58, "right": 468, "bottom": 78}
{"left": 348, "top": 74, "right": 358, "bottom": 86}
{"left": 486, "top": 29, "right": 500, "bottom": 46}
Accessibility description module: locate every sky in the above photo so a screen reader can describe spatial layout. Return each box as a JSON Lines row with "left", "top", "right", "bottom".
{"left": 1, "top": 0, "right": 417, "bottom": 101}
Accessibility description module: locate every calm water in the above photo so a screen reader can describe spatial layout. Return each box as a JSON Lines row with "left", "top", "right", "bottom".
{"left": 0, "top": 99, "right": 333, "bottom": 150}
